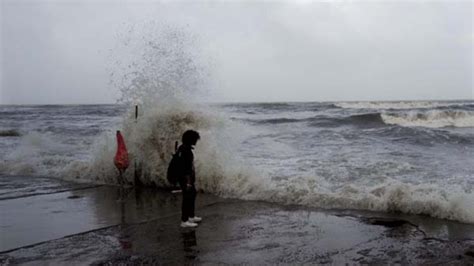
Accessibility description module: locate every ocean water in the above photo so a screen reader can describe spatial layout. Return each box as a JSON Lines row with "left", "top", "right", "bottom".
{"left": 0, "top": 101, "right": 473, "bottom": 223}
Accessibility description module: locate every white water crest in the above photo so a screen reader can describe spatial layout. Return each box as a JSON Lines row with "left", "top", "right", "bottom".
{"left": 381, "top": 110, "right": 474, "bottom": 128}
{"left": 0, "top": 131, "right": 76, "bottom": 176}
{"left": 260, "top": 176, "right": 474, "bottom": 224}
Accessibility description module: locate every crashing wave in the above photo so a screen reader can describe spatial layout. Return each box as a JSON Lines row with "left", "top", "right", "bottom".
{"left": 63, "top": 23, "right": 265, "bottom": 196}
{"left": 0, "top": 131, "right": 75, "bottom": 176}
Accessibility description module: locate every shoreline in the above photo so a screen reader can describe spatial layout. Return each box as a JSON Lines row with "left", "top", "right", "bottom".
{"left": 1, "top": 175, "right": 473, "bottom": 264}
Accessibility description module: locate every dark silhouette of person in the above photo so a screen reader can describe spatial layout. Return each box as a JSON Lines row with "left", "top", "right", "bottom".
{"left": 178, "top": 130, "right": 202, "bottom": 228}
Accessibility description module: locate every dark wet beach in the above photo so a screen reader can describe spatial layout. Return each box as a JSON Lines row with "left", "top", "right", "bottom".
{"left": 1, "top": 175, "right": 473, "bottom": 265}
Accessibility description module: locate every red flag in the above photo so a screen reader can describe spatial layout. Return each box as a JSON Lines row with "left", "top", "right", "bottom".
{"left": 114, "top": 130, "right": 129, "bottom": 172}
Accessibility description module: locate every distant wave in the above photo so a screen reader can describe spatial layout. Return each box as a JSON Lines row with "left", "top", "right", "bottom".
{"left": 382, "top": 110, "right": 474, "bottom": 128}
{"left": 370, "top": 125, "right": 473, "bottom": 145}
{"left": 0, "top": 130, "right": 21, "bottom": 137}
{"left": 335, "top": 101, "right": 473, "bottom": 110}
{"left": 347, "top": 113, "right": 385, "bottom": 125}
{"left": 241, "top": 113, "right": 385, "bottom": 128}
{"left": 221, "top": 102, "right": 340, "bottom": 113}
{"left": 248, "top": 118, "right": 307, "bottom": 124}
{"left": 237, "top": 117, "right": 314, "bottom": 125}
{"left": 242, "top": 110, "right": 474, "bottom": 129}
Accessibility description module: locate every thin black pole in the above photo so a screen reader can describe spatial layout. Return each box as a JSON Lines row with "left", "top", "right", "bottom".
{"left": 135, "top": 105, "right": 138, "bottom": 122}
{"left": 134, "top": 105, "right": 139, "bottom": 185}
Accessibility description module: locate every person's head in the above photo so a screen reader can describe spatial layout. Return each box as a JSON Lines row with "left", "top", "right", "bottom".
{"left": 182, "top": 130, "right": 200, "bottom": 146}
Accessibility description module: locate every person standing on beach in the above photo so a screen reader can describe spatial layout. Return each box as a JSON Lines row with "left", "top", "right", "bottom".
{"left": 178, "top": 130, "right": 202, "bottom": 228}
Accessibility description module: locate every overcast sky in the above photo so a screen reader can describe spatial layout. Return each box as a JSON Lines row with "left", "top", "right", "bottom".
{"left": 1, "top": 0, "right": 472, "bottom": 104}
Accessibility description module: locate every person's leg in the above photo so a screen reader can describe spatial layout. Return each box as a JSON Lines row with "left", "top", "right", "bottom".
{"left": 179, "top": 181, "right": 198, "bottom": 227}
{"left": 180, "top": 182, "right": 190, "bottom": 222}
{"left": 181, "top": 194, "right": 188, "bottom": 222}
{"left": 189, "top": 186, "right": 196, "bottom": 218}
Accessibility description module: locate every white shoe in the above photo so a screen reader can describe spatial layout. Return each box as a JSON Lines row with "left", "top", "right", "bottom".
{"left": 189, "top": 216, "right": 202, "bottom": 223}
{"left": 180, "top": 221, "right": 198, "bottom": 228}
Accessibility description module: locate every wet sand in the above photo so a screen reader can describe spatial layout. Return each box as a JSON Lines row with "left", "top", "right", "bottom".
{"left": 0, "top": 175, "right": 473, "bottom": 265}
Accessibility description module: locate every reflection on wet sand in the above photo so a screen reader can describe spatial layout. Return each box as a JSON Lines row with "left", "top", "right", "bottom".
{"left": 182, "top": 229, "right": 198, "bottom": 260}
{"left": 82, "top": 186, "right": 182, "bottom": 226}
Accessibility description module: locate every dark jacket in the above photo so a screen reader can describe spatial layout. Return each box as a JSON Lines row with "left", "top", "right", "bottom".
{"left": 179, "top": 144, "right": 196, "bottom": 185}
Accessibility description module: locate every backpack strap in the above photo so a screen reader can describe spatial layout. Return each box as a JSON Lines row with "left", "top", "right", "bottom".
{"left": 174, "top": 141, "right": 184, "bottom": 158}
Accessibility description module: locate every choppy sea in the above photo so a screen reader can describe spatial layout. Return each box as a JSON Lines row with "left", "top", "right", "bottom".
{"left": 1, "top": 101, "right": 473, "bottom": 223}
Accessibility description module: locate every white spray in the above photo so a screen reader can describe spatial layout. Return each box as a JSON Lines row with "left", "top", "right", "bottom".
{"left": 79, "top": 23, "right": 267, "bottom": 198}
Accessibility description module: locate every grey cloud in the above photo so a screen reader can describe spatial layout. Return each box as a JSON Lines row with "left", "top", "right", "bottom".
{"left": 1, "top": 0, "right": 472, "bottom": 104}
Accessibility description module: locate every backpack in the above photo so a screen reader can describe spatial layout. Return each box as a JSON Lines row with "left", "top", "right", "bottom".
{"left": 166, "top": 141, "right": 183, "bottom": 186}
